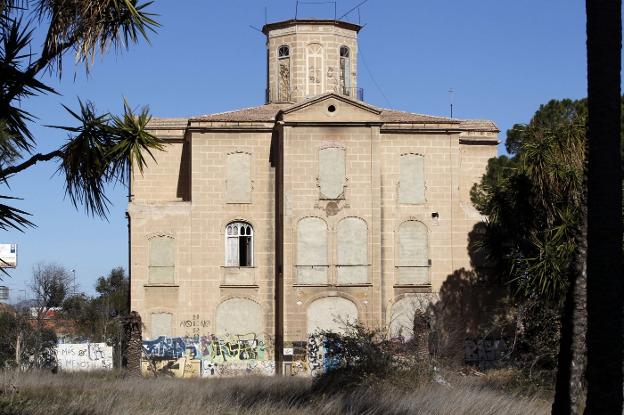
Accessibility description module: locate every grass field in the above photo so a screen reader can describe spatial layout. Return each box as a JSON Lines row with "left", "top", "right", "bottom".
{"left": 0, "top": 370, "right": 550, "bottom": 415}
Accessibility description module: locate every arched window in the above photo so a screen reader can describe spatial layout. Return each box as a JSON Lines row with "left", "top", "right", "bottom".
{"left": 225, "top": 221, "right": 253, "bottom": 267}
{"left": 339, "top": 46, "right": 351, "bottom": 96}
{"left": 306, "top": 44, "right": 324, "bottom": 96}
{"left": 277, "top": 45, "right": 291, "bottom": 101}
{"left": 278, "top": 45, "right": 290, "bottom": 58}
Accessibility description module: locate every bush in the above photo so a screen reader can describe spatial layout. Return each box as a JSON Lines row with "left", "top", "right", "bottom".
{"left": 311, "top": 322, "right": 432, "bottom": 393}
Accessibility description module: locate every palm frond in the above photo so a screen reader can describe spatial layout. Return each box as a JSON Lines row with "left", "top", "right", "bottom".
{"left": 0, "top": 194, "right": 35, "bottom": 231}
{"left": 35, "top": 0, "right": 160, "bottom": 75}
{"left": 54, "top": 100, "right": 112, "bottom": 217}
{"left": 106, "top": 99, "right": 163, "bottom": 180}
{"left": 51, "top": 99, "right": 163, "bottom": 218}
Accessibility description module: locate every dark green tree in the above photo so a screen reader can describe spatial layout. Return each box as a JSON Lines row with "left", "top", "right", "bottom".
{"left": 472, "top": 99, "right": 586, "bottom": 299}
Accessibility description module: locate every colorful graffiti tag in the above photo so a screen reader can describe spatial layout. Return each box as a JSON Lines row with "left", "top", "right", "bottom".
{"left": 142, "top": 333, "right": 274, "bottom": 377}
{"left": 306, "top": 334, "right": 343, "bottom": 376}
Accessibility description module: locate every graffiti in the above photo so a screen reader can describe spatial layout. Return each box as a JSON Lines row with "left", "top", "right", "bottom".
{"left": 306, "top": 334, "right": 343, "bottom": 376}
{"left": 464, "top": 339, "right": 507, "bottom": 369}
{"left": 179, "top": 314, "right": 210, "bottom": 337}
{"left": 201, "top": 360, "right": 275, "bottom": 377}
{"left": 142, "top": 333, "right": 274, "bottom": 378}
{"left": 289, "top": 360, "right": 308, "bottom": 376}
{"left": 56, "top": 343, "right": 113, "bottom": 371}
{"left": 143, "top": 336, "right": 187, "bottom": 359}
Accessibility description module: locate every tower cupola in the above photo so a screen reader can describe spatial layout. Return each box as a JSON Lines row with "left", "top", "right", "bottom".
{"left": 262, "top": 19, "right": 362, "bottom": 103}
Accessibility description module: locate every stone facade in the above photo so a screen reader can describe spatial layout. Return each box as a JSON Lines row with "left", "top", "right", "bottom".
{"left": 129, "top": 19, "right": 498, "bottom": 375}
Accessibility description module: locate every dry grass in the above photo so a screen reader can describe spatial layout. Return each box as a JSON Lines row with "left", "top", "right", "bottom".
{"left": 0, "top": 370, "right": 550, "bottom": 415}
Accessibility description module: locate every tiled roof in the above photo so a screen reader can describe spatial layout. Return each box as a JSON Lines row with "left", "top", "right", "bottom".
{"left": 379, "top": 108, "right": 459, "bottom": 124}
{"left": 190, "top": 103, "right": 290, "bottom": 122}
{"left": 147, "top": 117, "right": 188, "bottom": 127}
{"left": 458, "top": 119, "right": 499, "bottom": 132}
{"left": 169, "top": 95, "right": 499, "bottom": 132}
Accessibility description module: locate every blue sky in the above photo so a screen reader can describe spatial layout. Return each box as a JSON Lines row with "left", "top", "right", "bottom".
{"left": 2, "top": 0, "right": 589, "bottom": 301}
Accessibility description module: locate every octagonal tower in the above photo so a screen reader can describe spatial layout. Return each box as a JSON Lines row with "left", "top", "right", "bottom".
{"left": 263, "top": 19, "right": 363, "bottom": 103}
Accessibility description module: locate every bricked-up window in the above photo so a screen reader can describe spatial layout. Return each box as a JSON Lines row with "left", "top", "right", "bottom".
{"left": 226, "top": 152, "right": 252, "bottom": 203}
{"left": 148, "top": 235, "right": 175, "bottom": 284}
{"left": 306, "top": 43, "right": 324, "bottom": 96}
{"left": 399, "top": 153, "right": 425, "bottom": 204}
{"left": 396, "top": 221, "right": 430, "bottom": 285}
{"left": 225, "top": 221, "right": 253, "bottom": 267}
{"left": 150, "top": 312, "right": 172, "bottom": 338}
{"left": 339, "top": 46, "right": 351, "bottom": 96}
{"left": 296, "top": 217, "right": 328, "bottom": 284}
{"left": 277, "top": 45, "right": 291, "bottom": 102}
{"left": 336, "top": 217, "right": 368, "bottom": 284}
{"left": 319, "top": 147, "right": 346, "bottom": 199}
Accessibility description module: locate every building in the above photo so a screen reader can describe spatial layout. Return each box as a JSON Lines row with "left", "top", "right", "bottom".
{"left": 129, "top": 19, "right": 498, "bottom": 376}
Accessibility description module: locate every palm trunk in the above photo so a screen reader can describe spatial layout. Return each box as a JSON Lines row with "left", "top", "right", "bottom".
{"left": 124, "top": 311, "right": 142, "bottom": 377}
{"left": 584, "top": 0, "right": 623, "bottom": 413}
{"left": 552, "top": 178, "right": 587, "bottom": 414}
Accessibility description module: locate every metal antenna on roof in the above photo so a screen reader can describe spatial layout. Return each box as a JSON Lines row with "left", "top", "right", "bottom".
{"left": 448, "top": 88, "right": 454, "bottom": 118}
{"left": 295, "top": 0, "right": 299, "bottom": 19}
{"left": 338, "top": 0, "right": 369, "bottom": 20}
{"left": 264, "top": 6, "right": 268, "bottom": 24}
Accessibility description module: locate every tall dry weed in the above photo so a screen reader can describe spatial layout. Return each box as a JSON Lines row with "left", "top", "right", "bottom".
{"left": 0, "top": 370, "right": 550, "bottom": 415}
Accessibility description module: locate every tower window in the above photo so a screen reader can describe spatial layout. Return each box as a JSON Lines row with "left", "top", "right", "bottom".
{"left": 339, "top": 46, "right": 351, "bottom": 96}
{"left": 277, "top": 45, "right": 291, "bottom": 102}
{"left": 278, "top": 45, "right": 290, "bottom": 58}
{"left": 225, "top": 221, "right": 254, "bottom": 267}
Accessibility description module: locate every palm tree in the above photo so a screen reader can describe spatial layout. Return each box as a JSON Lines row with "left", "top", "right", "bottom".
{"left": 0, "top": 0, "right": 163, "bottom": 231}
{"left": 583, "top": 0, "right": 623, "bottom": 413}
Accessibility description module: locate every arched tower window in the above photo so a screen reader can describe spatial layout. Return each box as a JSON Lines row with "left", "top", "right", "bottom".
{"left": 225, "top": 221, "right": 254, "bottom": 267}
{"left": 339, "top": 46, "right": 351, "bottom": 96}
{"left": 277, "top": 45, "right": 291, "bottom": 102}
{"left": 306, "top": 44, "right": 324, "bottom": 96}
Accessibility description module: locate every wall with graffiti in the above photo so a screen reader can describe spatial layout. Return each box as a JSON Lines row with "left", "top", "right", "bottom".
{"left": 141, "top": 333, "right": 275, "bottom": 377}
{"left": 56, "top": 342, "right": 113, "bottom": 371}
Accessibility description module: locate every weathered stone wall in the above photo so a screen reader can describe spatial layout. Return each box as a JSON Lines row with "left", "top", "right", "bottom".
{"left": 130, "top": 128, "right": 275, "bottom": 341}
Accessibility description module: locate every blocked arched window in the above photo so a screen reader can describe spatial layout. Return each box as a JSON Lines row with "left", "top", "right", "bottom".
{"left": 225, "top": 221, "right": 253, "bottom": 267}
{"left": 296, "top": 217, "right": 328, "bottom": 284}
{"left": 277, "top": 45, "right": 291, "bottom": 102}
{"left": 306, "top": 44, "right": 324, "bottom": 96}
{"left": 339, "top": 46, "right": 351, "bottom": 96}
{"left": 336, "top": 217, "right": 368, "bottom": 284}
{"left": 396, "top": 221, "right": 430, "bottom": 285}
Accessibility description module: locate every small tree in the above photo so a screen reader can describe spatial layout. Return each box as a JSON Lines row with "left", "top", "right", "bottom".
{"left": 29, "top": 262, "right": 72, "bottom": 316}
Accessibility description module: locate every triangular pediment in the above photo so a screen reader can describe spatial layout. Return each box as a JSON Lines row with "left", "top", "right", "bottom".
{"left": 279, "top": 93, "right": 382, "bottom": 123}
